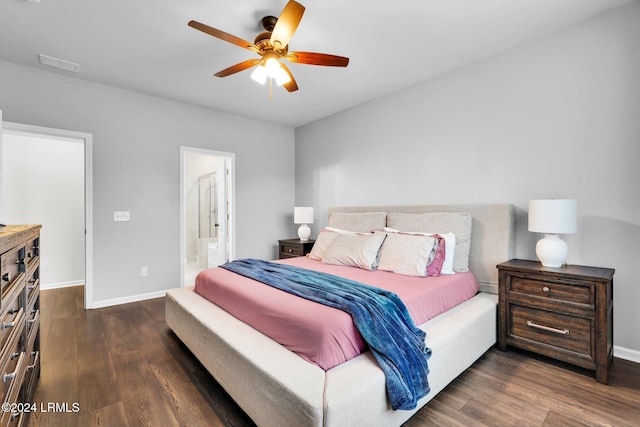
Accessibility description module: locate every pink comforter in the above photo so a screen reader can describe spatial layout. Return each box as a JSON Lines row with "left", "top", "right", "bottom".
{"left": 194, "top": 256, "right": 479, "bottom": 370}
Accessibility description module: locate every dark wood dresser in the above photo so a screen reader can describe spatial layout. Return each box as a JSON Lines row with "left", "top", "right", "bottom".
{"left": 278, "top": 239, "right": 315, "bottom": 259}
{"left": 497, "top": 259, "right": 614, "bottom": 383}
{"left": 0, "top": 225, "right": 41, "bottom": 426}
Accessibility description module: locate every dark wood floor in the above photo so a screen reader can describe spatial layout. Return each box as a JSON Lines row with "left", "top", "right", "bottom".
{"left": 28, "top": 286, "right": 639, "bottom": 426}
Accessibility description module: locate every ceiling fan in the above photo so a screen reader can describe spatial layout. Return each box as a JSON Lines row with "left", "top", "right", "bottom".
{"left": 188, "top": 0, "right": 349, "bottom": 93}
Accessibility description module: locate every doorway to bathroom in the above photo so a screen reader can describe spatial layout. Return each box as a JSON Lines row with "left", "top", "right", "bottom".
{"left": 180, "top": 147, "right": 235, "bottom": 286}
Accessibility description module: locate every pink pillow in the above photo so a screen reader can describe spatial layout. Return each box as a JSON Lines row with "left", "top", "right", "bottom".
{"left": 426, "top": 235, "right": 446, "bottom": 277}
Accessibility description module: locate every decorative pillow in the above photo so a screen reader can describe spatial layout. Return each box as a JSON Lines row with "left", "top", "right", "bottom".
{"left": 327, "top": 212, "right": 387, "bottom": 233}
{"left": 321, "top": 232, "right": 386, "bottom": 271}
{"left": 376, "top": 231, "right": 436, "bottom": 277}
{"left": 384, "top": 227, "right": 456, "bottom": 275}
{"left": 308, "top": 231, "right": 339, "bottom": 261}
{"left": 387, "top": 212, "right": 471, "bottom": 272}
{"left": 426, "top": 235, "right": 446, "bottom": 277}
{"left": 433, "top": 232, "right": 456, "bottom": 274}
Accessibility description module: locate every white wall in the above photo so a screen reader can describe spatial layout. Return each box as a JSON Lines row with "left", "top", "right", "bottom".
{"left": 0, "top": 59, "right": 295, "bottom": 306}
{"left": 295, "top": 3, "right": 640, "bottom": 356}
{"left": 2, "top": 132, "right": 85, "bottom": 287}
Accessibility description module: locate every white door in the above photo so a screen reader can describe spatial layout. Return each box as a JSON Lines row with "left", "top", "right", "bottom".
{"left": 214, "top": 157, "right": 229, "bottom": 266}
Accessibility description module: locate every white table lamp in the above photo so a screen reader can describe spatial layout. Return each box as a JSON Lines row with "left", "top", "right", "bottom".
{"left": 294, "top": 207, "right": 314, "bottom": 241}
{"left": 528, "top": 199, "right": 577, "bottom": 267}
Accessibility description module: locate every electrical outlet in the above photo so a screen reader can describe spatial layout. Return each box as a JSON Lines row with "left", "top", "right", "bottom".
{"left": 140, "top": 266, "right": 148, "bottom": 277}
{"left": 114, "top": 211, "right": 130, "bottom": 222}
{"left": 42, "top": 260, "right": 51, "bottom": 270}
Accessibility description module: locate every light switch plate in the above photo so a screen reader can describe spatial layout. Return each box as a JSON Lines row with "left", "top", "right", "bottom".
{"left": 114, "top": 211, "right": 130, "bottom": 221}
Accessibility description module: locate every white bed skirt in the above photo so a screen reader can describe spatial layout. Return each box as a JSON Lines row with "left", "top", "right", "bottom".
{"left": 165, "top": 287, "right": 497, "bottom": 427}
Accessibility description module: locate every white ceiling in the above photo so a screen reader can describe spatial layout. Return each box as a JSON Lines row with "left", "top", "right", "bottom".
{"left": 0, "top": 0, "right": 633, "bottom": 128}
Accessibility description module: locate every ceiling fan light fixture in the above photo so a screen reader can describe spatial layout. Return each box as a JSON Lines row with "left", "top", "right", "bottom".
{"left": 250, "top": 65, "right": 267, "bottom": 85}
{"left": 274, "top": 67, "right": 291, "bottom": 86}
{"left": 264, "top": 57, "right": 281, "bottom": 77}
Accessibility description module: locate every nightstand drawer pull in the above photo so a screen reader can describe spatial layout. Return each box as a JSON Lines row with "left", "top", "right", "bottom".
{"left": 542, "top": 286, "right": 550, "bottom": 293}
{"left": 526, "top": 320, "right": 569, "bottom": 335}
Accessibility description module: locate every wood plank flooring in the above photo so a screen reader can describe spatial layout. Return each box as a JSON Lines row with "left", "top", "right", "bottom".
{"left": 28, "top": 286, "right": 640, "bottom": 426}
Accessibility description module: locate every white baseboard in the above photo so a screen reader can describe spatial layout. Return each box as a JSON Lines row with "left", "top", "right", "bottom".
{"left": 614, "top": 345, "right": 640, "bottom": 364}
{"left": 40, "top": 280, "right": 84, "bottom": 290}
{"left": 87, "top": 290, "right": 167, "bottom": 309}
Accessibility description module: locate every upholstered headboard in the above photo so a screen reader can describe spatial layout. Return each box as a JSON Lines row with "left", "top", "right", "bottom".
{"left": 327, "top": 204, "right": 515, "bottom": 294}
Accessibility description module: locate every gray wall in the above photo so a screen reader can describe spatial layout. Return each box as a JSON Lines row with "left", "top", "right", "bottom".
{"left": 0, "top": 59, "right": 295, "bottom": 305}
{"left": 295, "top": 3, "right": 640, "bottom": 355}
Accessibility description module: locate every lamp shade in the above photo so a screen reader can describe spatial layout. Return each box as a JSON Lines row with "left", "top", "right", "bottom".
{"left": 294, "top": 207, "right": 314, "bottom": 224}
{"left": 528, "top": 199, "right": 577, "bottom": 234}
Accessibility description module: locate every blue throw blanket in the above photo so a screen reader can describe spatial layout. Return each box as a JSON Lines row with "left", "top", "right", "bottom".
{"left": 220, "top": 258, "right": 431, "bottom": 410}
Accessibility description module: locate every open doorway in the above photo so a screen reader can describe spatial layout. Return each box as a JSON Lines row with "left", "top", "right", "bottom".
{"left": 180, "top": 147, "right": 234, "bottom": 286}
{"left": 0, "top": 119, "right": 93, "bottom": 307}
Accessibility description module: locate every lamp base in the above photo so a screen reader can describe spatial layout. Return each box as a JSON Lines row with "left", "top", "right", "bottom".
{"left": 297, "top": 224, "right": 311, "bottom": 242}
{"left": 536, "top": 234, "right": 568, "bottom": 267}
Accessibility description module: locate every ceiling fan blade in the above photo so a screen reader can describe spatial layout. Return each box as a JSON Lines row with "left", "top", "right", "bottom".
{"left": 285, "top": 52, "right": 349, "bottom": 67}
{"left": 188, "top": 20, "right": 259, "bottom": 52}
{"left": 214, "top": 59, "right": 262, "bottom": 78}
{"left": 270, "top": 0, "right": 305, "bottom": 49}
{"left": 280, "top": 63, "right": 299, "bottom": 92}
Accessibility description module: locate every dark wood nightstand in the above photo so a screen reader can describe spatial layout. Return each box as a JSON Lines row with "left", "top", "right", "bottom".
{"left": 497, "top": 259, "right": 614, "bottom": 383}
{"left": 278, "top": 239, "right": 315, "bottom": 259}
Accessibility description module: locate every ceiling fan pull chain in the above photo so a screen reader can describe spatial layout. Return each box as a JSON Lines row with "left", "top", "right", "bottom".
{"left": 269, "top": 77, "right": 273, "bottom": 101}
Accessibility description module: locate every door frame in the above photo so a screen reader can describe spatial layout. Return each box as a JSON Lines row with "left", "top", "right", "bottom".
{"left": 1, "top": 120, "right": 93, "bottom": 308}
{"left": 179, "top": 146, "right": 235, "bottom": 287}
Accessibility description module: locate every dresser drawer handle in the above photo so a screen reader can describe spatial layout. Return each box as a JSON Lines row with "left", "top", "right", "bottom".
{"left": 527, "top": 320, "right": 569, "bottom": 335}
{"left": 288, "top": 248, "right": 293, "bottom": 253}
{"left": 27, "top": 351, "right": 39, "bottom": 370}
{"left": 1, "top": 320, "right": 16, "bottom": 330}
{"left": 542, "top": 286, "right": 550, "bottom": 293}
{"left": 3, "top": 370, "right": 17, "bottom": 383}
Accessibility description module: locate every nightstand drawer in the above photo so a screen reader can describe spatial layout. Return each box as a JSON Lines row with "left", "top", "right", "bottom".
{"left": 278, "top": 239, "right": 315, "bottom": 259}
{"left": 510, "top": 305, "right": 592, "bottom": 357}
{"left": 510, "top": 276, "right": 593, "bottom": 307}
{"left": 280, "top": 243, "right": 304, "bottom": 257}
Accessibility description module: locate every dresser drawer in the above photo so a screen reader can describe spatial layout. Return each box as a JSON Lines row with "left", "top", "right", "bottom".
{"left": 0, "top": 297, "right": 23, "bottom": 353}
{"left": 0, "top": 338, "right": 25, "bottom": 405}
{"left": 509, "top": 305, "right": 592, "bottom": 358}
{"left": 23, "top": 349, "right": 40, "bottom": 407}
{"left": 25, "top": 268, "right": 39, "bottom": 311}
{"left": 0, "top": 246, "right": 25, "bottom": 301}
{"left": 510, "top": 276, "right": 593, "bottom": 307}
{"left": 0, "top": 350, "right": 26, "bottom": 427}
{"left": 26, "top": 309, "right": 39, "bottom": 348}
{"left": 24, "top": 236, "right": 40, "bottom": 272}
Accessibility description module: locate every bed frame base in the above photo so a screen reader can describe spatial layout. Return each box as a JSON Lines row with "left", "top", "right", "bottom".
{"left": 166, "top": 288, "right": 497, "bottom": 427}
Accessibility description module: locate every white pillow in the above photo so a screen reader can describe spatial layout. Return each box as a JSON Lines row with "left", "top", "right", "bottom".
{"left": 309, "top": 231, "right": 339, "bottom": 260}
{"left": 376, "top": 231, "right": 436, "bottom": 277}
{"left": 321, "top": 232, "right": 386, "bottom": 271}
{"left": 386, "top": 212, "right": 471, "bottom": 272}
{"left": 384, "top": 228, "right": 456, "bottom": 275}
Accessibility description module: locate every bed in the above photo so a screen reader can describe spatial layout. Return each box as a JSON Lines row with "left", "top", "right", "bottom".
{"left": 165, "top": 204, "right": 515, "bottom": 426}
